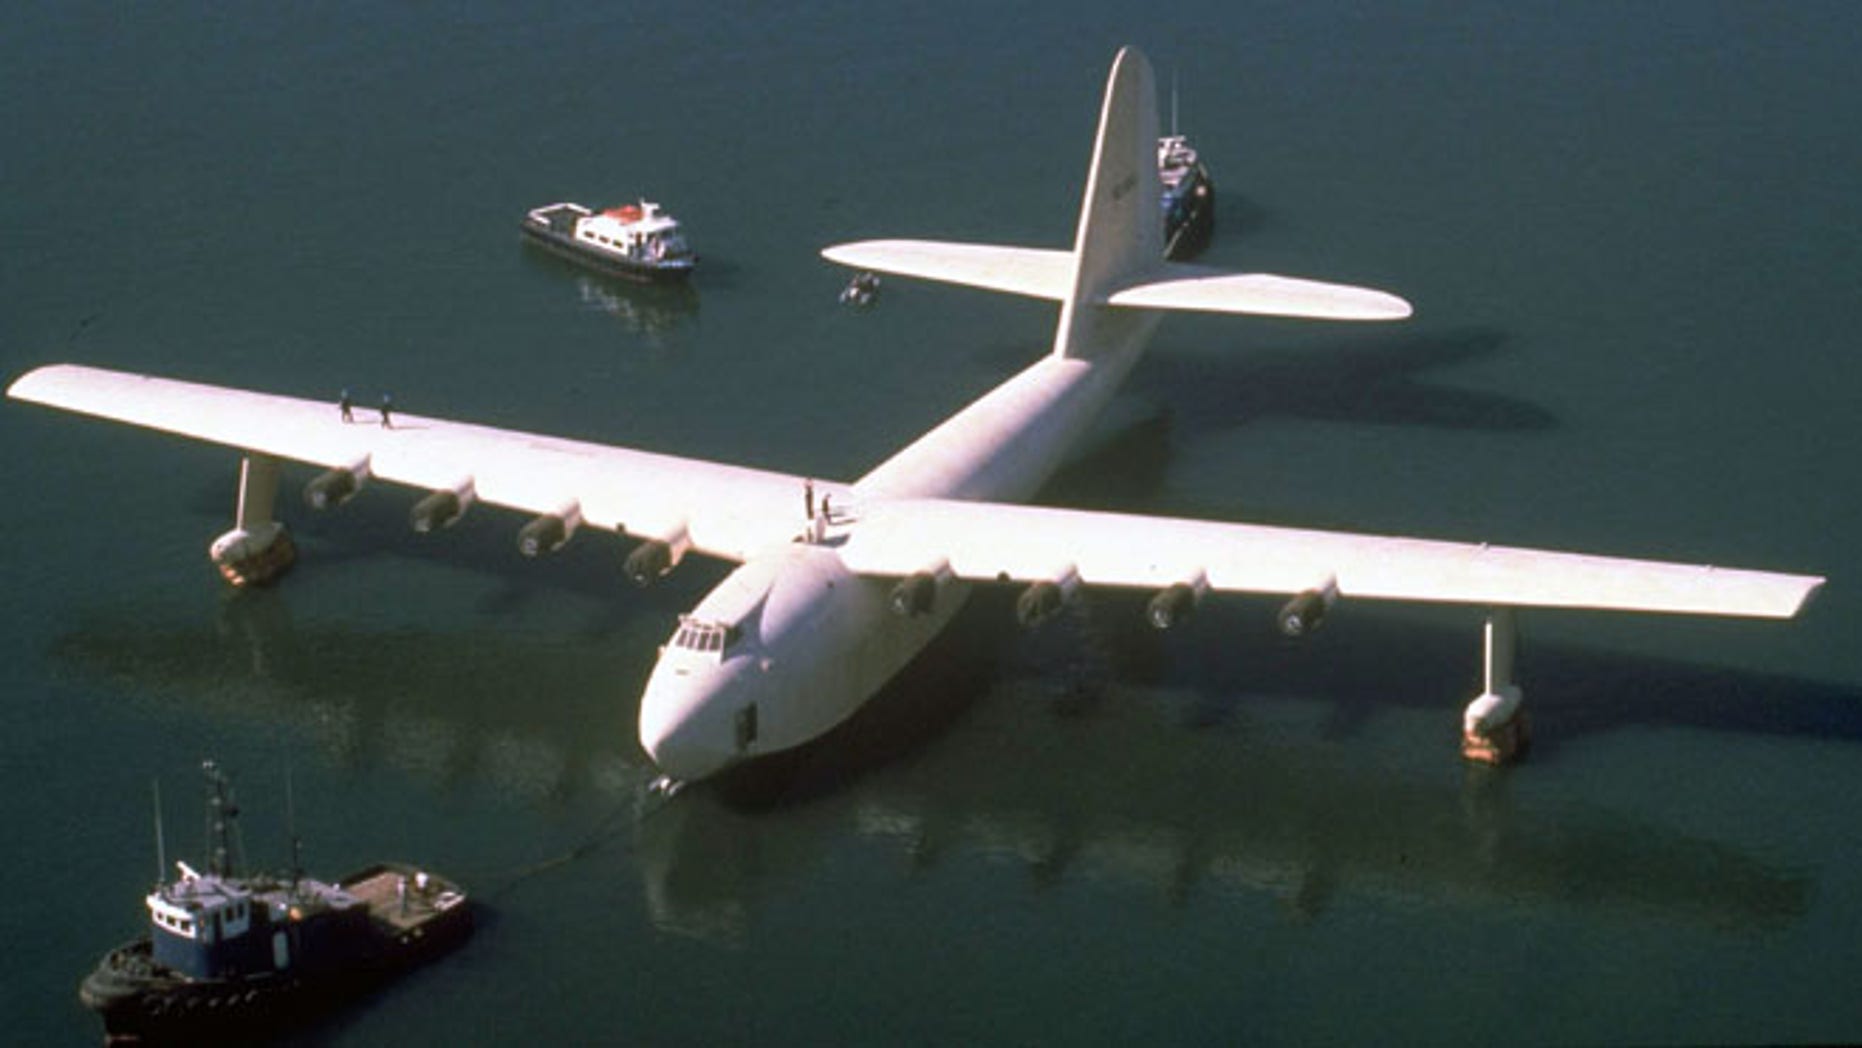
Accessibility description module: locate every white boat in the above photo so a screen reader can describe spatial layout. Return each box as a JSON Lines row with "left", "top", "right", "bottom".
{"left": 522, "top": 199, "right": 696, "bottom": 281}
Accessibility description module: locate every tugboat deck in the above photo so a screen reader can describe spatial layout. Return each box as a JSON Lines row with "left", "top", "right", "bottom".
{"left": 343, "top": 865, "right": 468, "bottom": 935}
{"left": 528, "top": 201, "right": 591, "bottom": 235}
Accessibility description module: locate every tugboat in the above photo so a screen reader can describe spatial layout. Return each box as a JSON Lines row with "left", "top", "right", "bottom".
{"left": 1157, "top": 86, "right": 1215, "bottom": 259}
{"left": 522, "top": 199, "right": 697, "bottom": 281}
{"left": 79, "top": 761, "right": 472, "bottom": 1043}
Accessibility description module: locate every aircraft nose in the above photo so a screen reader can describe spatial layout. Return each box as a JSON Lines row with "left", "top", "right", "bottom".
{"left": 638, "top": 665, "right": 736, "bottom": 783}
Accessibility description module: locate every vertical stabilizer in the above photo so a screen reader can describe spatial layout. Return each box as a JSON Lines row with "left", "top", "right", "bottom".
{"left": 1053, "top": 47, "right": 1164, "bottom": 358}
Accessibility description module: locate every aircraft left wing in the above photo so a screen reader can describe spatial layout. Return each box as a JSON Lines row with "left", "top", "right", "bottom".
{"left": 837, "top": 497, "right": 1822, "bottom": 619}
{"left": 8, "top": 364, "right": 821, "bottom": 561}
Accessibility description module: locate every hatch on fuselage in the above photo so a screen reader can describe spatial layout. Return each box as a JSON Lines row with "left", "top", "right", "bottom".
{"left": 668, "top": 616, "right": 741, "bottom": 659}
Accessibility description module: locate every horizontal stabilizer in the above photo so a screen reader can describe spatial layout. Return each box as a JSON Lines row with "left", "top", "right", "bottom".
{"left": 821, "top": 240, "right": 1073, "bottom": 301}
{"left": 822, "top": 241, "right": 1410, "bottom": 321}
{"left": 1106, "top": 265, "right": 1412, "bottom": 321}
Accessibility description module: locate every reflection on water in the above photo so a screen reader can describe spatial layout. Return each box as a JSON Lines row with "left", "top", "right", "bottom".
{"left": 54, "top": 584, "right": 1815, "bottom": 947}
{"left": 57, "top": 590, "right": 656, "bottom": 805}
{"left": 573, "top": 275, "right": 698, "bottom": 343}
{"left": 635, "top": 661, "right": 1812, "bottom": 943}
{"left": 520, "top": 240, "right": 700, "bottom": 346}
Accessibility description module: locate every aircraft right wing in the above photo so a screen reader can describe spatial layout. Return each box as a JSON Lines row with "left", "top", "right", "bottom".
{"left": 8, "top": 364, "right": 827, "bottom": 562}
{"left": 836, "top": 497, "right": 1823, "bottom": 619}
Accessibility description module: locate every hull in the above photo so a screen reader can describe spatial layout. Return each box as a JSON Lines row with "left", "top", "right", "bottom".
{"left": 1162, "top": 165, "right": 1214, "bottom": 260}
{"left": 696, "top": 338, "right": 1158, "bottom": 773}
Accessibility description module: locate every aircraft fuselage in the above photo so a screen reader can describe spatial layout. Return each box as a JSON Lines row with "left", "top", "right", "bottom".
{"left": 637, "top": 323, "right": 1158, "bottom": 782}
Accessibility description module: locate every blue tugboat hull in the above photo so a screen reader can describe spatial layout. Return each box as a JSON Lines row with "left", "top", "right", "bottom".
{"left": 81, "top": 863, "right": 473, "bottom": 1043}
{"left": 1163, "top": 165, "right": 1215, "bottom": 260}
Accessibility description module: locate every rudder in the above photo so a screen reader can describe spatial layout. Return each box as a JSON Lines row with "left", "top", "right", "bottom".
{"left": 1053, "top": 47, "right": 1164, "bottom": 359}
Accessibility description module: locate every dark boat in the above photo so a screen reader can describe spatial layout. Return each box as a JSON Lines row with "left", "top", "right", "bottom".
{"left": 1158, "top": 78, "right": 1214, "bottom": 259}
{"left": 79, "top": 761, "right": 472, "bottom": 1043}
{"left": 1158, "top": 132, "right": 1215, "bottom": 260}
{"left": 522, "top": 199, "right": 697, "bottom": 281}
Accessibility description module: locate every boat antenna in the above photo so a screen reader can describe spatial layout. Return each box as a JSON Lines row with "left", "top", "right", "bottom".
{"left": 285, "top": 763, "right": 303, "bottom": 889}
{"left": 1171, "top": 71, "right": 1180, "bottom": 137}
{"left": 202, "top": 759, "right": 244, "bottom": 878}
{"left": 152, "top": 776, "right": 167, "bottom": 887}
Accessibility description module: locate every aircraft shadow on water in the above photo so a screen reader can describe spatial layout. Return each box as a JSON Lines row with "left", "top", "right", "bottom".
{"left": 1141, "top": 325, "right": 1557, "bottom": 435}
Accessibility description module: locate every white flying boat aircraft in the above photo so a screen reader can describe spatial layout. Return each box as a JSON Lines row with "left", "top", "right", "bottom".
{"left": 9, "top": 49, "right": 1822, "bottom": 786}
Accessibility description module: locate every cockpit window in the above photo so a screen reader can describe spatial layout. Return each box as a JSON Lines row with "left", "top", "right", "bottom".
{"left": 670, "top": 618, "right": 740, "bottom": 656}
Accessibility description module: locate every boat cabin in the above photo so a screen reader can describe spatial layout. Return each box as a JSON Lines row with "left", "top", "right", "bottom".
{"left": 574, "top": 201, "right": 692, "bottom": 265}
{"left": 147, "top": 870, "right": 271, "bottom": 979}
{"left": 1157, "top": 135, "right": 1200, "bottom": 189}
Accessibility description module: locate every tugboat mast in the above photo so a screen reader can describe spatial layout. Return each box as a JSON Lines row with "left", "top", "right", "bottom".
{"left": 200, "top": 759, "right": 244, "bottom": 878}
{"left": 1170, "top": 72, "right": 1179, "bottom": 136}
{"left": 152, "top": 777, "right": 166, "bottom": 887}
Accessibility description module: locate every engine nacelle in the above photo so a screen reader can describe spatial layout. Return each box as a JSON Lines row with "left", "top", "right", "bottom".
{"left": 623, "top": 525, "right": 691, "bottom": 586}
{"left": 889, "top": 562, "right": 953, "bottom": 617}
{"left": 891, "top": 573, "right": 938, "bottom": 617}
{"left": 1277, "top": 582, "right": 1338, "bottom": 638}
{"left": 1016, "top": 583, "right": 1064, "bottom": 627}
{"left": 1146, "top": 582, "right": 1202, "bottom": 630}
{"left": 625, "top": 539, "right": 674, "bottom": 586}
{"left": 303, "top": 467, "right": 362, "bottom": 511}
{"left": 1015, "top": 567, "right": 1080, "bottom": 629}
{"left": 518, "top": 513, "right": 570, "bottom": 557}
{"left": 409, "top": 488, "right": 467, "bottom": 533}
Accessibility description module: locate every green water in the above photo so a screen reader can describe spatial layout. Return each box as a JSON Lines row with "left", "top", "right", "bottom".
{"left": 4, "top": 3, "right": 1860, "bottom": 1043}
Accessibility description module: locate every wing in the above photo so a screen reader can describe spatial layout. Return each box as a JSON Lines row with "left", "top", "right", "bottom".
{"left": 837, "top": 497, "right": 1822, "bottom": 619}
{"left": 8, "top": 364, "right": 825, "bottom": 561}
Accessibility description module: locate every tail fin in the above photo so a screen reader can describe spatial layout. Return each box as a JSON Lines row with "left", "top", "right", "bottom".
{"left": 1052, "top": 46, "right": 1164, "bottom": 358}
{"left": 820, "top": 48, "right": 1412, "bottom": 334}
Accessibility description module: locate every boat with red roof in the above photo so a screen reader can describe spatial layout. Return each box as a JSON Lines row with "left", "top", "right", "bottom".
{"left": 522, "top": 198, "right": 697, "bottom": 281}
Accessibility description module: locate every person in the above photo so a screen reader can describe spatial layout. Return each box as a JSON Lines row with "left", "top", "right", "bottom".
{"left": 380, "top": 393, "right": 394, "bottom": 429}
{"left": 804, "top": 478, "right": 816, "bottom": 522}
{"left": 338, "top": 389, "right": 353, "bottom": 423}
